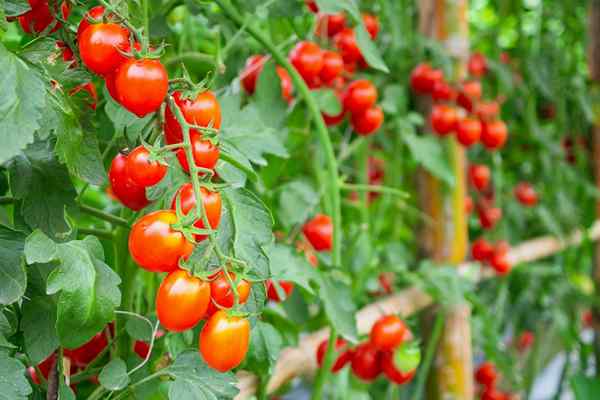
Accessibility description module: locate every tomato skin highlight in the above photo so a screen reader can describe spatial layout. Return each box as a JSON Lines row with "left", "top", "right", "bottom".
{"left": 115, "top": 58, "right": 168, "bottom": 117}
{"left": 430, "top": 104, "right": 457, "bottom": 136}
{"left": 289, "top": 41, "right": 324, "bottom": 83}
{"left": 344, "top": 80, "right": 378, "bottom": 113}
{"left": 199, "top": 311, "right": 250, "bottom": 372}
{"left": 206, "top": 271, "right": 251, "bottom": 316}
{"left": 171, "top": 183, "right": 221, "bottom": 241}
{"left": 126, "top": 146, "right": 167, "bottom": 187}
{"left": 351, "top": 342, "right": 382, "bottom": 382}
{"left": 370, "top": 315, "right": 408, "bottom": 351}
{"left": 128, "top": 210, "right": 194, "bottom": 273}
{"left": 266, "top": 280, "right": 294, "bottom": 302}
{"left": 303, "top": 214, "right": 333, "bottom": 251}
{"left": 456, "top": 116, "right": 482, "bottom": 146}
{"left": 380, "top": 350, "right": 416, "bottom": 385}
{"left": 165, "top": 90, "right": 222, "bottom": 144}
{"left": 156, "top": 269, "right": 211, "bottom": 332}
{"left": 108, "top": 152, "right": 149, "bottom": 211}
{"left": 316, "top": 338, "right": 352, "bottom": 372}
{"left": 79, "top": 23, "right": 130, "bottom": 76}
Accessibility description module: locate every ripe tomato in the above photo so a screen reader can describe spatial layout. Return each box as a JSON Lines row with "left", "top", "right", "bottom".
{"left": 108, "top": 152, "right": 149, "bottom": 211}
{"left": 104, "top": 71, "right": 120, "bottom": 101}
{"left": 456, "top": 80, "right": 482, "bottom": 112}
{"left": 266, "top": 280, "right": 294, "bottom": 302}
{"left": 351, "top": 342, "right": 382, "bottom": 382}
{"left": 18, "top": 0, "right": 70, "bottom": 34}
{"left": 410, "top": 64, "right": 444, "bottom": 94}
{"left": 64, "top": 325, "right": 112, "bottom": 367}
{"left": 199, "top": 311, "right": 250, "bottom": 372}
{"left": 164, "top": 90, "right": 222, "bottom": 144}
{"left": 156, "top": 269, "right": 211, "bottom": 332}
{"left": 125, "top": 146, "right": 167, "bottom": 187}
{"left": 432, "top": 80, "right": 456, "bottom": 102}
{"left": 344, "top": 80, "right": 378, "bottom": 113}
{"left": 115, "top": 58, "right": 168, "bottom": 117}
{"left": 175, "top": 132, "right": 220, "bottom": 174}
{"left": 514, "top": 182, "right": 538, "bottom": 207}
{"left": 206, "top": 271, "right": 251, "bottom": 316}
{"left": 489, "top": 241, "right": 511, "bottom": 275}
{"left": 276, "top": 66, "right": 294, "bottom": 103}
{"left": 322, "top": 108, "right": 346, "bottom": 126}
{"left": 351, "top": 106, "right": 383, "bottom": 136}
{"left": 316, "top": 338, "right": 353, "bottom": 373}
{"left": 362, "top": 13, "right": 380, "bottom": 39}
{"left": 481, "top": 120, "right": 508, "bottom": 150}
{"left": 128, "top": 210, "right": 194, "bottom": 273}
{"left": 380, "top": 350, "right": 416, "bottom": 385}
{"left": 79, "top": 23, "right": 130, "bottom": 76}
{"left": 468, "top": 52, "right": 487, "bottom": 77}
{"left": 56, "top": 40, "right": 75, "bottom": 66}
{"left": 133, "top": 330, "right": 164, "bottom": 358}
{"left": 478, "top": 206, "right": 502, "bottom": 230}
{"left": 305, "top": 0, "right": 318, "bottom": 13}
{"left": 334, "top": 28, "right": 362, "bottom": 63}
{"left": 68, "top": 82, "right": 98, "bottom": 110}
{"left": 475, "top": 361, "right": 497, "bottom": 386}
{"left": 430, "top": 104, "right": 457, "bottom": 135}
{"left": 171, "top": 183, "right": 221, "bottom": 241}
{"left": 471, "top": 238, "right": 493, "bottom": 262}
{"left": 289, "top": 41, "right": 323, "bottom": 83}
{"left": 516, "top": 330, "right": 534, "bottom": 352}
{"left": 77, "top": 6, "right": 106, "bottom": 40}
{"left": 319, "top": 51, "right": 344, "bottom": 84}
{"left": 468, "top": 164, "right": 490, "bottom": 191}
{"left": 303, "top": 214, "right": 333, "bottom": 251}
{"left": 475, "top": 101, "right": 500, "bottom": 122}
{"left": 370, "top": 315, "right": 408, "bottom": 351}
{"left": 240, "top": 55, "right": 265, "bottom": 95}
{"left": 455, "top": 116, "right": 482, "bottom": 146}
{"left": 465, "top": 195, "right": 473, "bottom": 214}
{"left": 315, "top": 13, "right": 346, "bottom": 37}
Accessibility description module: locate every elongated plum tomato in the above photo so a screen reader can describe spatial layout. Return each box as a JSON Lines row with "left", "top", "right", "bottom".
{"left": 289, "top": 41, "right": 323, "bottom": 83}
{"left": 468, "top": 164, "right": 490, "bottom": 191}
{"left": 266, "top": 279, "right": 294, "bottom": 302}
{"left": 362, "top": 13, "right": 380, "bottom": 39}
{"left": 199, "top": 310, "right": 250, "bottom": 372}
{"left": 115, "top": 58, "right": 168, "bottom": 117}
{"left": 316, "top": 338, "right": 352, "bottom": 373}
{"left": 475, "top": 361, "right": 497, "bottom": 386}
{"left": 430, "top": 104, "right": 457, "bottom": 135}
{"left": 315, "top": 13, "right": 346, "bottom": 38}
{"left": 77, "top": 5, "right": 106, "bottom": 40}
{"left": 156, "top": 269, "right": 210, "bottom": 332}
{"left": 343, "top": 79, "right": 377, "bottom": 113}
{"left": 319, "top": 51, "right": 344, "bottom": 84}
{"left": 79, "top": 23, "right": 129, "bottom": 76}
{"left": 171, "top": 183, "right": 221, "bottom": 241}
{"left": 351, "top": 342, "right": 382, "bottom": 381}
{"left": 481, "top": 120, "right": 508, "bottom": 150}
{"left": 206, "top": 271, "right": 251, "bottom": 316}
{"left": 351, "top": 106, "right": 384, "bottom": 136}
{"left": 108, "top": 153, "right": 149, "bottom": 211}
{"left": 164, "top": 90, "right": 222, "bottom": 145}
{"left": 370, "top": 315, "right": 408, "bottom": 351}
{"left": 125, "top": 146, "right": 167, "bottom": 187}
{"left": 128, "top": 210, "right": 194, "bottom": 272}
{"left": 303, "top": 214, "right": 333, "bottom": 251}
{"left": 334, "top": 28, "right": 362, "bottom": 64}
{"left": 381, "top": 350, "right": 416, "bottom": 385}
{"left": 175, "top": 132, "right": 220, "bottom": 174}
{"left": 18, "top": 0, "right": 70, "bottom": 34}
{"left": 456, "top": 116, "right": 482, "bottom": 147}
{"left": 471, "top": 237, "right": 493, "bottom": 262}
{"left": 514, "top": 182, "right": 538, "bottom": 207}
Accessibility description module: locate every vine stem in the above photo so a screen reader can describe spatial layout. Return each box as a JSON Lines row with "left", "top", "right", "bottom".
{"left": 79, "top": 204, "right": 130, "bottom": 228}
{"left": 211, "top": 2, "right": 343, "bottom": 395}
{"left": 111, "top": 371, "right": 168, "bottom": 400}
{"left": 340, "top": 183, "right": 409, "bottom": 199}
{"left": 411, "top": 309, "right": 445, "bottom": 400}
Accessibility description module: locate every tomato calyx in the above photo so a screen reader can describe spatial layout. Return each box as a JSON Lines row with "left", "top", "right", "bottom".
{"left": 171, "top": 187, "right": 218, "bottom": 244}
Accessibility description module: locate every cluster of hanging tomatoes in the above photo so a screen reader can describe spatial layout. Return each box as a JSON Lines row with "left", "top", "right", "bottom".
{"left": 474, "top": 362, "right": 515, "bottom": 400}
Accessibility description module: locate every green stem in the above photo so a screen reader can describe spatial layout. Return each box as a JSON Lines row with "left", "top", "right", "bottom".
{"left": 340, "top": 183, "right": 409, "bottom": 199}
{"left": 0, "top": 196, "right": 15, "bottom": 204}
{"left": 411, "top": 310, "right": 445, "bottom": 400}
{"left": 77, "top": 227, "right": 114, "bottom": 240}
{"left": 80, "top": 204, "right": 130, "bottom": 228}
{"left": 164, "top": 52, "right": 216, "bottom": 67}
{"left": 312, "top": 328, "right": 338, "bottom": 400}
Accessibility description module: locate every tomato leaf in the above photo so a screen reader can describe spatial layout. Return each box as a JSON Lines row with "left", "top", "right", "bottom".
{"left": 21, "top": 296, "right": 59, "bottom": 364}
{"left": 0, "top": 225, "right": 27, "bottom": 305}
{"left": 59, "top": 377, "right": 76, "bottom": 400}
{"left": 277, "top": 180, "right": 319, "bottom": 228}
{"left": 318, "top": 276, "right": 358, "bottom": 343}
{"left": 402, "top": 131, "right": 455, "bottom": 187}
{"left": 256, "top": 61, "right": 288, "bottom": 127}
{"left": 3, "top": 0, "right": 30, "bottom": 17}
{"left": 242, "top": 280, "right": 267, "bottom": 322}
{"left": 24, "top": 229, "right": 57, "bottom": 264}
{"left": 0, "top": 353, "right": 32, "bottom": 400}
{"left": 412, "top": 263, "right": 473, "bottom": 308}
{"left": 571, "top": 373, "right": 600, "bottom": 400}
{"left": 166, "top": 350, "right": 239, "bottom": 400}
{"left": 125, "top": 317, "right": 153, "bottom": 342}
{"left": 267, "top": 243, "right": 319, "bottom": 295}
{"left": 99, "top": 358, "right": 130, "bottom": 391}
{"left": 312, "top": 88, "right": 341, "bottom": 115}
{"left": 245, "top": 320, "right": 283, "bottom": 373}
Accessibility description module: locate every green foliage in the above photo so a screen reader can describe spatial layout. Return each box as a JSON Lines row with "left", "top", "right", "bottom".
{"left": 0, "top": 354, "right": 31, "bottom": 400}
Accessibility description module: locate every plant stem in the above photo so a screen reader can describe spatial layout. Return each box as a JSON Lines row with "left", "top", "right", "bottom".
{"left": 80, "top": 204, "right": 130, "bottom": 228}
{"left": 165, "top": 51, "right": 215, "bottom": 67}
{"left": 340, "top": 183, "right": 409, "bottom": 199}
{"left": 77, "top": 227, "right": 114, "bottom": 240}
{"left": 312, "top": 328, "right": 338, "bottom": 400}
{"left": 411, "top": 310, "right": 445, "bottom": 400}
{"left": 0, "top": 196, "right": 15, "bottom": 204}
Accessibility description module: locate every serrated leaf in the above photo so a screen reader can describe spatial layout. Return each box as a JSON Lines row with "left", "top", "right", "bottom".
{"left": 402, "top": 132, "right": 454, "bottom": 186}
{"left": 319, "top": 276, "right": 358, "bottom": 343}
{"left": 267, "top": 244, "right": 318, "bottom": 295}
{"left": 104, "top": 93, "right": 153, "bottom": 139}
{"left": 0, "top": 225, "right": 27, "bottom": 305}
{"left": 99, "top": 358, "right": 130, "bottom": 390}
{"left": 22, "top": 297, "right": 59, "bottom": 364}
{"left": 312, "top": 88, "right": 341, "bottom": 115}
{"left": 277, "top": 180, "right": 319, "bottom": 228}
{"left": 246, "top": 321, "right": 282, "bottom": 373}
{"left": 0, "top": 353, "right": 32, "bottom": 400}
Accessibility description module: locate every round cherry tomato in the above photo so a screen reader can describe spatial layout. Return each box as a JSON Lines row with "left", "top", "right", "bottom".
{"left": 319, "top": 51, "right": 344, "bottom": 84}
{"left": 266, "top": 280, "right": 294, "bottom": 302}
{"left": 64, "top": 325, "right": 112, "bottom": 367}
{"left": 276, "top": 66, "right": 294, "bottom": 103}
{"left": 468, "top": 164, "right": 490, "bottom": 191}
{"left": 128, "top": 210, "right": 194, "bottom": 273}
{"left": 456, "top": 80, "right": 482, "bottom": 112}
{"left": 77, "top": 5, "right": 106, "bottom": 40}
{"left": 206, "top": 271, "right": 251, "bottom": 316}
{"left": 362, "top": 13, "right": 380, "bottom": 40}
{"left": 468, "top": 52, "right": 487, "bottom": 77}
{"left": 199, "top": 310, "right": 250, "bottom": 372}
{"left": 481, "top": 120, "right": 508, "bottom": 150}
{"left": 175, "top": 132, "right": 220, "bottom": 174}
{"left": 156, "top": 269, "right": 210, "bottom": 332}
{"left": 430, "top": 104, "right": 457, "bottom": 136}
{"left": 18, "top": 0, "right": 70, "bottom": 34}
{"left": 305, "top": 0, "right": 318, "bottom": 13}
{"left": 343, "top": 79, "right": 377, "bottom": 113}
{"left": 431, "top": 80, "right": 456, "bottom": 102}
{"left": 380, "top": 350, "right": 416, "bottom": 385}
{"left": 471, "top": 238, "right": 493, "bottom": 262}
{"left": 351, "top": 342, "right": 382, "bottom": 382}
{"left": 514, "top": 182, "right": 538, "bottom": 207}
{"left": 410, "top": 63, "right": 443, "bottom": 94}
{"left": 164, "top": 90, "right": 222, "bottom": 144}
{"left": 478, "top": 205, "right": 502, "bottom": 230}
{"left": 489, "top": 241, "right": 511, "bottom": 275}
{"left": 303, "top": 214, "right": 333, "bottom": 251}
{"left": 316, "top": 338, "right": 352, "bottom": 373}
{"left": 455, "top": 116, "right": 482, "bottom": 146}
{"left": 370, "top": 315, "right": 408, "bottom": 351}
{"left": 108, "top": 152, "right": 149, "bottom": 211}
{"left": 334, "top": 28, "right": 362, "bottom": 64}
{"left": 79, "top": 23, "right": 130, "bottom": 76}
{"left": 125, "top": 146, "right": 167, "bottom": 187}
{"left": 322, "top": 96, "right": 346, "bottom": 127}
{"left": 475, "top": 101, "right": 500, "bottom": 122}
{"left": 516, "top": 330, "right": 534, "bottom": 352}
{"left": 475, "top": 361, "right": 497, "bottom": 386}
{"left": 171, "top": 183, "right": 221, "bottom": 241}
{"left": 351, "top": 106, "right": 383, "bottom": 136}
{"left": 115, "top": 58, "right": 168, "bottom": 117}
{"left": 289, "top": 41, "right": 323, "bottom": 83}
{"left": 315, "top": 13, "right": 346, "bottom": 37}
{"left": 240, "top": 55, "right": 266, "bottom": 95}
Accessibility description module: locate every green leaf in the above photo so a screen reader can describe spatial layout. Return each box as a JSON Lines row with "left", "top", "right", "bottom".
{"left": 59, "top": 377, "right": 76, "bottom": 400}
{"left": 402, "top": 132, "right": 454, "bottom": 186}
{"left": 571, "top": 373, "right": 600, "bottom": 400}
{"left": 267, "top": 244, "right": 318, "bottom": 295}
{"left": 312, "top": 88, "right": 341, "bottom": 115}
{"left": 0, "top": 353, "right": 32, "bottom": 400}
{"left": 0, "top": 44, "right": 46, "bottom": 165}
{"left": 255, "top": 61, "right": 287, "bottom": 127}
{"left": 393, "top": 341, "right": 421, "bottom": 373}
{"left": 24, "top": 229, "right": 57, "bottom": 264}
{"left": 0, "top": 224, "right": 27, "bottom": 305}
{"left": 166, "top": 351, "right": 239, "bottom": 400}
{"left": 3, "top": 0, "right": 30, "bottom": 17}
{"left": 9, "top": 141, "right": 78, "bottom": 239}
{"left": 126, "top": 317, "right": 153, "bottom": 342}
{"left": 246, "top": 321, "right": 282, "bottom": 373}
{"left": 319, "top": 276, "right": 358, "bottom": 343}
{"left": 277, "top": 180, "right": 319, "bottom": 228}
{"left": 104, "top": 92, "right": 153, "bottom": 139}
{"left": 22, "top": 297, "right": 59, "bottom": 364}
{"left": 99, "top": 358, "right": 130, "bottom": 391}
{"left": 412, "top": 263, "right": 473, "bottom": 307}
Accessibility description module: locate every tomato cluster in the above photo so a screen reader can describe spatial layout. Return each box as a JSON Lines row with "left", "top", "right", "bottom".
{"left": 474, "top": 362, "right": 514, "bottom": 400}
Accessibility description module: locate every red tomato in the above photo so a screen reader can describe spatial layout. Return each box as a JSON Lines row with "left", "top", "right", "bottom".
{"left": 68, "top": 82, "right": 98, "bottom": 110}
{"left": 164, "top": 90, "right": 222, "bottom": 144}
{"left": 468, "top": 164, "right": 490, "bottom": 191}
{"left": 343, "top": 80, "right": 378, "bottom": 113}
{"left": 56, "top": 40, "right": 75, "bottom": 66}
{"left": 351, "top": 342, "right": 382, "bottom": 381}
{"left": 303, "top": 214, "right": 333, "bottom": 251}
{"left": 516, "top": 330, "right": 534, "bottom": 352}
{"left": 240, "top": 55, "right": 266, "bottom": 95}
{"left": 108, "top": 153, "right": 149, "bottom": 211}
{"left": 125, "top": 146, "right": 167, "bottom": 187}
{"left": 18, "top": 0, "right": 69, "bottom": 34}
{"left": 175, "top": 132, "right": 220, "bottom": 174}
{"left": 315, "top": 13, "right": 346, "bottom": 37}
{"left": 430, "top": 104, "right": 457, "bottom": 135}
{"left": 380, "top": 350, "right": 416, "bottom": 385}
{"left": 115, "top": 58, "right": 168, "bottom": 117}
{"left": 362, "top": 13, "right": 380, "bottom": 39}
{"left": 316, "top": 338, "right": 353, "bottom": 373}
{"left": 456, "top": 80, "right": 482, "bottom": 112}
{"left": 133, "top": 330, "right": 164, "bottom": 358}
{"left": 206, "top": 271, "right": 251, "bottom": 316}
{"left": 432, "top": 80, "right": 456, "bottom": 102}
{"left": 478, "top": 206, "right": 502, "bottom": 230}
{"left": 64, "top": 326, "right": 112, "bottom": 367}
{"left": 481, "top": 120, "right": 508, "bottom": 150}
{"left": 481, "top": 386, "right": 506, "bottom": 400}
{"left": 276, "top": 66, "right": 294, "bottom": 103}
{"left": 289, "top": 41, "right": 323, "bottom": 83}
{"left": 471, "top": 238, "right": 493, "bottom": 262}
{"left": 128, "top": 210, "right": 195, "bottom": 272}
{"left": 475, "top": 101, "right": 500, "bottom": 122}
{"left": 171, "top": 183, "right": 221, "bottom": 241}
{"left": 266, "top": 280, "right": 294, "bottom": 302}
{"left": 334, "top": 28, "right": 362, "bottom": 64}
{"left": 305, "top": 0, "right": 318, "bottom": 13}
{"left": 410, "top": 63, "right": 432, "bottom": 94}
{"left": 36, "top": 352, "right": 57, "bottom": 381}
{"left": 455, "top": 116, "right": 482, "bottom": 147}
{"left": 156, "top": 269, "right": 210, "bottom": 332}
{"left": 351, "top": 106, "right": 383, "bottom": 136}
{"left": 370, "top": 315, "right": 408, "bottom": 351}
{"left": 322, "top": 108, "right": 346, "bottom": 126}
{"left": 199, "top": 311, "right": 250, "bottom": 372}
{"left": 77, "top": 6, "right": 106, "bottom": 40}
{"left": 468, "top": 52, "right": 487, "bottom": 77}
{"left": 79, "top": 23, "right": 130, "bottom": 76}
{"left": 105, "top": 71, "right": 120, "bottom": 101}
{"left": 475, "top": 361, "right": 497, "bottom": 386}
{"left": 489, "top": 242, "right": 511, "bottom": 275}
{"left": 514, "top": 182, "right": 538, "bottom": 207}
{"left": 319, "top": 51, "right": 344, "bottom": 84}
{"left": 465, "top": 195, "right": 473, "bottom": 214}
